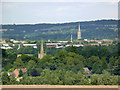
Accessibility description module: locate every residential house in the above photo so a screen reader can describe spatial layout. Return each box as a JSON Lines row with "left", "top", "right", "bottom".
{"left": 13, "top": 68, "right": 27, "bottom": 78}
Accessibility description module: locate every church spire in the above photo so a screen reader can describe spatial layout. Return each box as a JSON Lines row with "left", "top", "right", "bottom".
{"left": 77, "top": 23, "right": 81, "bottom": 41}
{"left": 40, "top": 40, "right": 44, "bottom": 54}
{"left": 71, "top": 34, "right": 73, "bottom": 42}
{"left": 79, "top": 24, "right": 80, "bottom": 32}
{"left": 38, "top": 40, "right": 46, "bottom": 59}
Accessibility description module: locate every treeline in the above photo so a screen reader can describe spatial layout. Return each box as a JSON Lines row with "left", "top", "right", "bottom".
{"left": 2, "top": 44, "right": 119, "bottom": 74}
{"left": 2, "top": 20, "right": 118, "bottom": 40}
{"left": 2, "top": 70, "right": 119, "bottom": 85}
{"left": 1, "top": 44, "right": 119, "bottom": 85}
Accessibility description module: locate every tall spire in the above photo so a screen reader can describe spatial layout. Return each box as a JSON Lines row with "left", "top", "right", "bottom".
{"left": 38, "top": 40, "right": 46, "bottom": 59}
{"left": 77, "top": 23, "right": 81, "bottom": 40}
{"left": 40, "top": 40, "right": 44, "bottom": 54}
{"left": 79, "top": 24, "right": 80, "bottom": 32}
{"left": 71, "top": 34, "right": 73, "bottom": 42}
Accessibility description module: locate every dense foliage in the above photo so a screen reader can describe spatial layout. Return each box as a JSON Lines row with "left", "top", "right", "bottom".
{"left": 1, "top": 43, "right": 119, "bottom": 85}
{"left": 2, "top": 70, "right": 119, "bottom": 85}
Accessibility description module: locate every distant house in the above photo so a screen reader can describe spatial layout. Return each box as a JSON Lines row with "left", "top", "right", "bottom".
{"left": 0, "top": 40, "right": 6, "bottom": 44}
{"left": 23, "top": 44, "right": 37, "bottom": 48}
{"left": 2, "top": 44, "right": 9, "bottom": 47}
{"left": 101, "top": 43, "right": 112, "bottom": 46}
{"left": 1, "top": 46, "right": 13, "bottom": 49}
{"left": 88, "top": 43, "right": 100, "bottom": 46}
{"left": 13, "top": 40, "right": 27, "bottom": 44}
{"left": 21, "top": 41, "right": 27, "bottom": 44}
{"left": 46, "top": 43, "right": 63, "bottom": 48}
{"left": 66, "top": 44, "right": 84, "bottom": 47}
{"left": 13, "top": 68, "right": 27, "bottom": 78}
{"left": 59, "top": 41, "right": 68, "bottom": 43}
{"left": 1, "top": 44, "right": 13, "bottom": 49}
{"left": 83, "top": 67, "right": 92, "bottom": 78}
{"left": 73, "top": 44, "right": 84, "bottom": 47}
{"left": 83, "top": 67, "right": 91, "bottom": 74}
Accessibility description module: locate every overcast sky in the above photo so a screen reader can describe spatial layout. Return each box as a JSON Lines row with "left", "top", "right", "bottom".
{"left": 1, "top": 0, "right": 119, "bottom": 24}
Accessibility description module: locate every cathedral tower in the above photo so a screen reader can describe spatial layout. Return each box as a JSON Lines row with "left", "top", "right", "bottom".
{"left": 38, "top": 40, "right": 46, "bottom": 59}
{"left": 77, "top": 24, "right": 81, "bottom": 41}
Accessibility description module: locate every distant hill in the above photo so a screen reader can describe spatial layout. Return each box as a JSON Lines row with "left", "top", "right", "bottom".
{"left": 1, "top": 19, "right": 118, "bottom": 41}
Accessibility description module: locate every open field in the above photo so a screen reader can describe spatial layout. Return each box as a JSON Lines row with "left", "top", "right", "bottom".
{"left": 2, "top": 85, "right": 119, "bottom": 88}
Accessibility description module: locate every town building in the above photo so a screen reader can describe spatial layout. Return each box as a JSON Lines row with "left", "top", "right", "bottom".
{"left": 0, "top": 44, "right": 13, "bottom": 49}
{"left": 0, "top": 40, "right": 6, "bottom": 44}
{"left": 83, "top": 67, "right": 91, "bottom": 74}
{"left": 12, "top": 40, "right": 27, "bottom": 44}
{"left": 66, "top": 44, "right": 84, "bottom": 47}
{"left": 13, "top": 68, "right": 27, "bottom": 78}
{"left": 58, "top": 41, "right": 68, "bottom": 43}
{"left": 46, "top": 43, "right": 63, "bottom": 48}
{"left": 23, "top": 44, "right": 37, "bottom": 48}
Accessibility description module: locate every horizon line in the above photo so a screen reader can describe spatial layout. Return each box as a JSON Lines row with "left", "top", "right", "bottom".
{"left": 1, "top": 19, "right": 118, "bottom": 25}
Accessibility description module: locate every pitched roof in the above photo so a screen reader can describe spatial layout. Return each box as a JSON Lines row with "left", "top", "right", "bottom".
{"left": 83, "top": 67, "right": 91, "bottom": 73}
{"left": 13, "top": 68, "right": 27, "bottom": 77}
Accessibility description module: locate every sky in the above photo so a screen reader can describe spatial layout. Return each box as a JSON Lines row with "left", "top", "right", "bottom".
{"left": 1, "top": 0, "right": 119, "bottom": 24}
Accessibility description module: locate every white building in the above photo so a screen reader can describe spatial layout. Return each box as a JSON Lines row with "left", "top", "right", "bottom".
{"left": 66, "top": 44, "right": 84, "bottom": 47}
{"left": 46, "top": 43, "right": 64, "bottom": 48}
{"left": 1, "top": 44, "right": 13, "bottom": 49}
{"left": 1, "top": 46, "right": 13, "bottom": 49}
{"left": 23, "top": 44, "right": 37, "bottom": 48}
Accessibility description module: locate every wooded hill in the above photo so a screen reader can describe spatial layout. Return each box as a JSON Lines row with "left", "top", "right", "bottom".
{"left": 1, "top": 19, "right": 118, "bottom": 40}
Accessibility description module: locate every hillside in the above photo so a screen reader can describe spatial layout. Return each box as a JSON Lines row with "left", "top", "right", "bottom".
{"left": 1, "top": 19, "right": 118, "bottom": 40}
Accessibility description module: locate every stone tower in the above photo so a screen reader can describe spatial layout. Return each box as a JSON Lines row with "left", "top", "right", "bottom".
{"left": 77, "top": 24, "right": 81, "bottom": 41}
{"left": 38, "top": 40, "right": 46, "bottom": 59}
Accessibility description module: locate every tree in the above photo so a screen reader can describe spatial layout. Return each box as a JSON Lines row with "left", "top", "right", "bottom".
{"left": 13, "top": 58, "right": 24, "bottom": 68}
{"left": 101, "top": 70, "right": 112, "bottom": 85}
{"left": 4, "top": 63, "right": 12, "bottom": 71}
{"left": 27, "top": 60, "right": 36, "bottom": 76}
{"left": 92, "top": 62, "right": 102, "bottom": 74}
{"left": 31, "top": 69, "right": 40, "bottom": 76}
{"left": 8, "top": 68, "right": 14, "bottom": 72}
{"left": 101, "top": 57, "right": 108, "bottom": 69}
{"left": 20, "top": 54, "right": 32, "bottom": 63}
{"left": 2, "top": 72, "right": 10, "bottom": 85}
{"left": 55, "top": 50, "right": 68, "bottom": 60}
{"left": 64, "top": 53, "right": 84, "bottom": 73}
{"left": 17, "top": 46, "right": 36, "bottom": 55}
{"left": 8, "top": 54, "right": 17, "bottom": 61}
{"left": 87, "top": 56, "right": 101, "bottom": 70}
{"left": 91, "top": 74, "right": 99, "bottom": 85}
{"left": 112, "top": 57, "right": 120, "bottom": 75}
{"left": 36, "top": 68, "right": 43, "bottom": 75}
{"left": 28, "top": 60, "right": 36, "bottom": 69}
{"left": 108, "top": 57, "right": 116, "bottom": 69}
{"left": 70, "top": 46, "right": 78, "bottom": 53}
{"left": 75, "top": 71, "right": 87, "bottom": 85}
{"left": 2, "top": 49, "right": 7, "bottom": 58}
{"left": 63, "top": 71, "right": 76, "bottom": 85}
{"left": 19, "top": 70, "right": 23, "bottom": 77}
